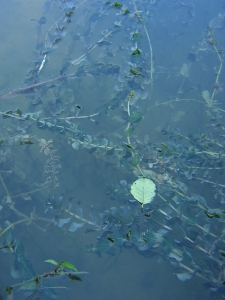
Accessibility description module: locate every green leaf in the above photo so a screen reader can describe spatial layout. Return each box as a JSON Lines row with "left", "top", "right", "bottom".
{"left": 112, "top": 1, "right": 122, "bottom": 8}
{"left": 19, "top": 140, "right": 34, "bottom": 145}
{"left": 124, "top": 143, "right": 134, "bottom": 150}
{"left": 124, "top": 127, "right": 133, "bottom": 138}
{"left": 161, "top": 143, "right": 168, "bottom": 149}
{"left": 53, "top": 37, "right": 62, "bottom": 44}
{"left": 219, "top": 250, "right": 225, "bottom": 257}
{"left": 122, "top": 8, "right": 130, "bottom": 14}
{"left": 65, "top": 11, "right": 74, "bottom": 17}
{"left": 131, "top": 48, "right": 142, "bottom": 56}
{"left": 131, "top": 32, "right": 143, "bottom": 42}
{"left": 130, "top": 177, "right": 156, "bottom": 208}
{"left": 130, "top": 69, "right": 142, "bottom": 76}
{"left": 205, "top": 209, "right": 222, "bottom": 219}
{"left": 61, "top": 261, "right": 78, "bottom": 272}
{"left": 107, "top": 235, "right": 114, "bottom": 243}
{"left": 15, "top": 108, "right": 22, "bottom": 116}
{"left": 24, "top": 140, "right": 34, "bottom": 145}
{"left": 3, "top": 111, "right": 13, "bottom": 118}
{"left": 68, "top": 273, "right": 82, "bottom": 281}
{"left": 131, "top": 153, "right": 140, "bottom": 167}
{"left": 126, "top": 230, "right": 132, "bottom": 240}
{"left": 5, "top": 286, "right": 13, "bottom": 295}
{"left": 128, "top": 111, "right": 143, "bottom": 123}
{"left": 44, "top": 259, "right": 59, "bottom": 266}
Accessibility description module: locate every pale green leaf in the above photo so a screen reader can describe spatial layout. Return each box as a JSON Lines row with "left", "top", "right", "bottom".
{"left": 130, "top": 178, "right": 156, "bottom": 207}
{"left": 44, "top": 259, "right": 58, "bottom": 266}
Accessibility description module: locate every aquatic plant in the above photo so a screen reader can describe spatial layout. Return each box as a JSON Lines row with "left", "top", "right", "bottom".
{"left": 0, "top": 0, "right": 225, "bottom": 299}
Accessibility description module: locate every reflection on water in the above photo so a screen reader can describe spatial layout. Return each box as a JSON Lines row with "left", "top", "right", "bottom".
{"left": 0, "top": 0, "right": 225, "bottom": 299}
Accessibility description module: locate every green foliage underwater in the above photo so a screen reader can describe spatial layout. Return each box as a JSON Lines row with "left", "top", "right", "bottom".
{"left": 0, "top": 0, "right": 225, "bottom": 299}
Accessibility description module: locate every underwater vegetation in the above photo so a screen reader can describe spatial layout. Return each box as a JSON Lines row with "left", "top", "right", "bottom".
{"left": 0, "top": 0, "right": 225, "bottom": 299}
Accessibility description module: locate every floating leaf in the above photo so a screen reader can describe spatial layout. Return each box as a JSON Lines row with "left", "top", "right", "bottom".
{"left": 130, "top": 178, "right": 156, "bottom": 208}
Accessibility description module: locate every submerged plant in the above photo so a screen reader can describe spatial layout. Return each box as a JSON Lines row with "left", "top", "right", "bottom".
{"left": 0, "top": 0, "right": 225, "bottom": 299}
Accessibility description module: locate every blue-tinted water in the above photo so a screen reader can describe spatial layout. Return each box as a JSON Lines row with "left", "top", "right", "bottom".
{"left": 0, "top": 1, "right": 225, "bottom": 299}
